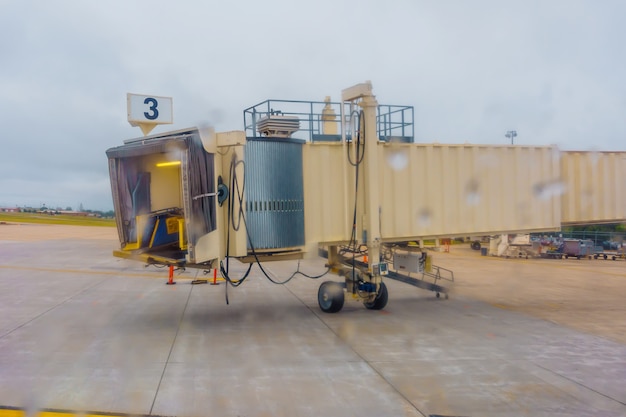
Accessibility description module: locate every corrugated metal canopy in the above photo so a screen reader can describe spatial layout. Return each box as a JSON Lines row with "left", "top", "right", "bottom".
{"left": 106, "top": 134, "right": 191, "bottom": 159}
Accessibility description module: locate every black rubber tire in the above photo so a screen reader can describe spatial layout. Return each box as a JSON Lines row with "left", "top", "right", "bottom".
{"left": 470, "top": 241, "right": 481, "bottom": 250}
{"left": 364, "top": 282, "right": 388, "bottom": 310}
{"left": 318, "top": 281, "right": 344, "bottom": 313}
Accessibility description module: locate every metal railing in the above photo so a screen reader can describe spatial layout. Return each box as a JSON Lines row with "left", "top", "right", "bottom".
{"left": 532, "top": 231, "right": 625, "bottom": 246}
{"left": 424, "top": 264, "right": 455, "bottom": 284}
{"left": 243, "top": 99, "right": 414, "bottom": 143}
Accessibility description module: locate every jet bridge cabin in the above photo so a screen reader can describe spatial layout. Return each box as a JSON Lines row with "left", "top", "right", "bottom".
{"left": 106, "top": 129, "right": 224, "bottom": 267}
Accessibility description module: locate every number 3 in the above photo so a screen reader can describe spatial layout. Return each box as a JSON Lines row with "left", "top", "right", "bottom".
{"left": 144, "top": 97, "right": 159, "bottom": 120}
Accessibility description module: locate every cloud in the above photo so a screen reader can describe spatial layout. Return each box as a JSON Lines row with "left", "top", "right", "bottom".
{"left": 1, "top": 0, "right": 626, "bottom": 210}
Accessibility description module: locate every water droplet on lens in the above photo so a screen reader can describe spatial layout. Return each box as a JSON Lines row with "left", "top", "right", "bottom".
{"left": 533, "top": 179, "right": 566, "bottom": 200}
{"left": 465, "top": 179, "right": 480, "bottom": 206}
{"left": 417, "top": 208, "right": 432, "bottom": 227}
{"left": 387, "top": 150, "right": 408, "bottom": 171}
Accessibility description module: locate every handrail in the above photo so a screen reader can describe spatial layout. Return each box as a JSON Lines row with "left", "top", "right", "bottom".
{"left": 243, "top": 99, "right": 414, "bottom": 142}
{"left": 424, "top": 264, "right": 455, "bottom": 283}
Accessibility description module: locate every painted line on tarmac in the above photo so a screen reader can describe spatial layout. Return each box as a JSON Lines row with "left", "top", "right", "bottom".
{"left": 0, "top": 264, "right": 171, "bottom": 279}
{"left": 0, "top": 405, "right": 173, "bottom": 417}
{"left": 0, "top": 264, "right": 225, "bottom": 282}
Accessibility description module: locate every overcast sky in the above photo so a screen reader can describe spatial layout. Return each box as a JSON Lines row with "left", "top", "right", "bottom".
{"left": 1, "top": 0, "right": 625, "bottom": 211}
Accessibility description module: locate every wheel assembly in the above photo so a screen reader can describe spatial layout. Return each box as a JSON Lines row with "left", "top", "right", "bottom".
{"left": 364, "top": 281, "right": 388, "bottom": 310}
{"left": 318, "top": 281, "right": 345, "bottom": 313}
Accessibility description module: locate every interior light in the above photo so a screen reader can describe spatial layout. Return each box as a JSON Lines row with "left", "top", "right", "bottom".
{"left": 156, "top": 161, "right": 181, "bottom": 167}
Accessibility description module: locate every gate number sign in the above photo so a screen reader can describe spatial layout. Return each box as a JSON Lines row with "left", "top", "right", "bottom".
{"left": 127, "top": 93, "right": 173, "bottom": 125}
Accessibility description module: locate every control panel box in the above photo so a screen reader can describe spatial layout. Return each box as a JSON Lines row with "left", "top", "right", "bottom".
{"left": 393, "top": 252, "right": 424, "bottom": 274}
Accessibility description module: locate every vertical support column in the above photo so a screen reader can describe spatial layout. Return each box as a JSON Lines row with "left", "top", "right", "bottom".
{"left": 166, "top": 265, "right": 176, "bottom": 285}
{"left": 341, "top": 81, "right": 381, "bottom": 285}
{"left": 360, "top": 94, "right": 381, "bottom": 283}
{"left": 327, "top": 245, "right": 340, "bottom": 268}
{"left": 210, "top": 268, "right": 219, "bottom": 285}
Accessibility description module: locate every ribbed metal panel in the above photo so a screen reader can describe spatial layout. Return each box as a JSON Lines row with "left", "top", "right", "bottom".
{"left": 303, "top": 143, "right": 354, "bottom": 245}
{"left": 377, "top": 144, "right": 562, "bottom": 239}
{"left": 561, "top": 151, "right": 626, "bottom": 224}
{"left": 303, "top": 142, "right": 564, "bottom": 245}
{"left": 245, "top": 138, "right": 305, "bottom": 249}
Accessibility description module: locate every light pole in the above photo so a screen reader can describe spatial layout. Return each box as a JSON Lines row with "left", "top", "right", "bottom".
{"left": 505, "top": 130, "right": 517, "bottom": 145}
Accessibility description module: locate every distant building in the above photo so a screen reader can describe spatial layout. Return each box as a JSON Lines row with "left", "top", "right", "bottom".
{"left": 0, "top": 207, "right": 20, "bottom": 213}
{"left": 57, "top": 210, "right": 98, "bottom": 217}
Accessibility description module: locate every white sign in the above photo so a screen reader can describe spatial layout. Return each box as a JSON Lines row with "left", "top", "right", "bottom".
{"left": 127, "top": 93, "right": 173, "bottom": 125}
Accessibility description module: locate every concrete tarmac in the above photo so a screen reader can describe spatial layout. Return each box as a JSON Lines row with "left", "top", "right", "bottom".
{"left": 0, "top": 224, "right": 625, "bottom": 417}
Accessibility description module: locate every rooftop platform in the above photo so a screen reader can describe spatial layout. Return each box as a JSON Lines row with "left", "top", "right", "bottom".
{"left": 243, "top": 98, "right": 414, "bottom": 143}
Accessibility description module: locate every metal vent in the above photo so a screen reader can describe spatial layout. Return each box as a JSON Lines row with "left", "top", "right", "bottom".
{"left": 245, "top": 138, "right": 305, "bottom": 249}
{"left": 257, "top": 115, "right": 300, "bottom": 138}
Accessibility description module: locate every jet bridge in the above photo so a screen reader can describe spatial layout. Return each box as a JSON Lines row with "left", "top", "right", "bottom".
{"left": 106, "top": 81, "right": 626, "bottom": 313}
